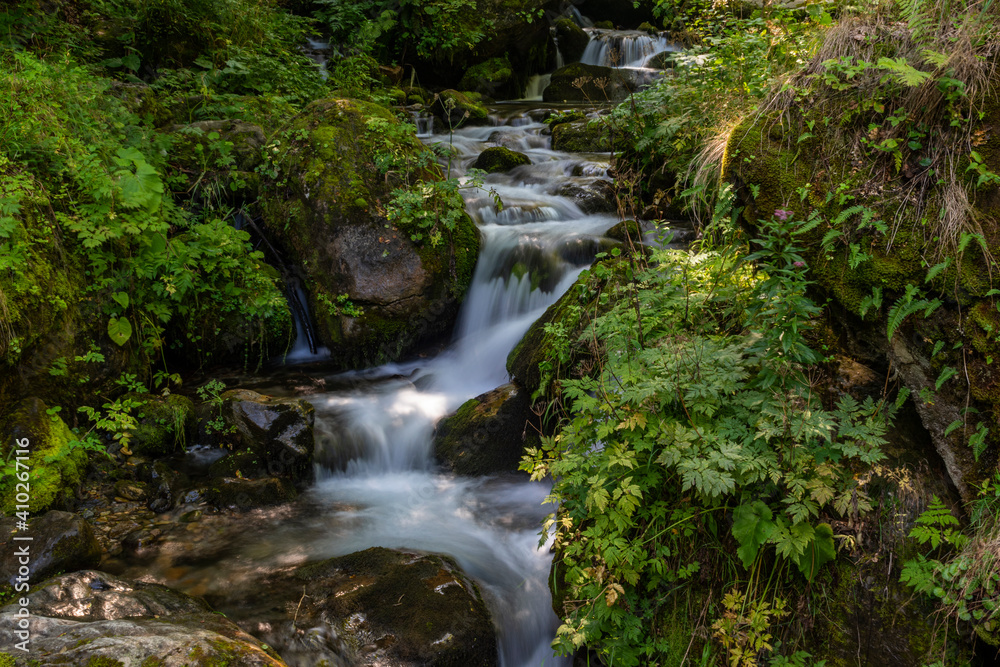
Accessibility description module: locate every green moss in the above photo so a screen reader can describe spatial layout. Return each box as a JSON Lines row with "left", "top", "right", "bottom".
{"left": 435, "top": 89, "right": 489, "bottom": 126}
{"left": 550, "top": 120, "right": 612, "bottom": 153}
{"left": 0, "top": 398, "right": 85, "bottom": 514}
{"left": 128, "top": 393, "right": 194, "bottom": 456}
{"left": 0, "top": 652, "right": 14, "bottom": 667}
{"left": 473, "top": 146, "right": 531, "bottom": 174}
{"left": 542, "top": 63, "right": 629, "bottom": 103}
{"left": 553, "top": 19, "right": 589, "bottom": 62}
{"left": 84, "top": 658, "right": 125, "bottom": 667}
{"left": 459, "top": 57, "right": 516, "bottom": 96}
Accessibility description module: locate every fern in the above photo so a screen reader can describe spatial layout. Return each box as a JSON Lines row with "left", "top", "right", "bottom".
{"left": 886, "top": 284, "right": 941, "bottom": 340}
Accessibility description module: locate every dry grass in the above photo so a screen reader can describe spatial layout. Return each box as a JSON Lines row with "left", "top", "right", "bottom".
{"left": 761, "top": 0, "right": 1000, "bottom": 265}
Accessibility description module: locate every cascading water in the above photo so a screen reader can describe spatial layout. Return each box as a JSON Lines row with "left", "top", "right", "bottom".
{"left": 580, "top": 28, "right": 675, "bottom": 68}
{"left": 305, "top": 114, "right": 617, "bottom": 665}
{"left": 120, "top": 111, "right": 618, "bottom": 666}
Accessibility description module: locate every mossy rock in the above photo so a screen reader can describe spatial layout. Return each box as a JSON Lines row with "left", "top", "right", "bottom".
{"left": 259, "top": 97, "right": 480, "bottom": 370}
{"left": 433, "top": 382, "right": 541, "bottom": 475}
{"left": 554, "top": 18, "right": 590, "bottom": 63}
{"left": 593, "top": 20, "right": 615, "bottom": 29}
{"left": 433, "top": 89, "right": 490, "bottom": 128}
{"left": 459, "top": 57, "right": 518, "bottom": 98}
{"left": 0, "top": 398, "right": 85, "bottom": 515}
{"left": 126, "top": 393, "right": 194, "bottom": 457}
{"left": 473, "top": 146, "right": 531, "bottom": 174}
{"left": 550, "top": 119, "right": 613, "bottom": 153}
{"left": 637, "top": 21, "right": 659, "bottom": 34}
{"left": 542, "top": 62, "right": 631, "bottom": 103}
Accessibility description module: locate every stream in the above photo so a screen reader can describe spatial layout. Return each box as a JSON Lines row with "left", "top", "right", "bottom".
{"left": 119, "top": 107, "right": 619, "bottom": 666}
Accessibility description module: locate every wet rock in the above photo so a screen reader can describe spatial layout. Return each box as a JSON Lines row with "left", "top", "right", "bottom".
{"left": 211, "top": 547, "right": 497, "bottom": 667}
{"left": 553, "top": 179, "right": 617, "bottom": 213}
{"left": 114, "top": 479, "right": 148, "bottom": 502}
{"left": 126, "top": 392, "right": 194, "bottom": 457}
{"left": 4, "top": 570, "right": 211, "bottom": 620}
{"left": 544, "top": 63, "right": 632, "bottom": 103}
{"left": 0, "top": 397, "right": 86, "bottom": 515}
{"left": 0, "top": 573, "right": 285, "bottom": 666}
{"left": 550, "top": 119, "right": 613, "bottom": 153}
{"left": 205, "top": 476, "right": 298, "bottom": 510}
{"left": 554, "top": 18, "right": 590, "bottom": 62}
{"left": 0, "top": 511, "right": 102, "bottom": 590}
{"left": 474, "top": 146, "right": 531, "bottom": 174}
{"left": 259, "top": 98, "right": 480, "bottom": 370}
{"left": 202, "top": 389, "right": 315, "bottom": 487}
{"left": 434, "top": 383, "right": 541, "bottom": 476}
{"left": 135, "top": 461, "right": 190, "bottom": 513}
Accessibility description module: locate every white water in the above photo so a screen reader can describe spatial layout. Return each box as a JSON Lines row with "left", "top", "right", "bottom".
{"left": 137, "top": 115, "right": 616, "bottom": 666}
{"left": 283, "top": 279, "right": 331, "bottom": 363}
{"left": 302, "top": 115, "right": 617, "bottom": 665}
{"left": 580, "top": 28, "right": 675, "bottom": 68}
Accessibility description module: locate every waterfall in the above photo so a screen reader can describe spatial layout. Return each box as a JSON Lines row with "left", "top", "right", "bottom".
{"left": 283, "top": 276, "right": 331, "bottom": 363}
{"left": 580, "top": 28, "right": 676, "bottom": 68}
{"left": 304, "top": 113, "right": 617, "bottom": 666}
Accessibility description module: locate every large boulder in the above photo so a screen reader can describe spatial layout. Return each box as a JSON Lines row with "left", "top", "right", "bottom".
{"left": 459, "top": 57, "right": 518, "bottom": 98}
{"left": 434, "top": 382, "right": 541, "bottom": 476}
{"left": 260, "top": 98, "right": 480, "bottom": 370}
{"left": 0, "top": 398, "right": 85, "bottom": 515}
{"left": 0, "top": 571, "right": 284, "bottom": 666}
{"left": 0, "top": 512, "right": 102, "bottom": 592}
{"left": 433, "top": 89, "right": 490, "bottom": 128}
{"left": 543, "top": 62, "right": 632, "bottom": 103}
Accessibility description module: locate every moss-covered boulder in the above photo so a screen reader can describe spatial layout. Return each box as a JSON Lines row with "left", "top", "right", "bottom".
{"left": 459, "top": 57, "right": 518, "bottom": 98}
{"left": 0, "top": 512, "right": 102, "bottom": 592}
{"left": 543, "top": 63, "right": 631, "bottom": 103}
{"left": 0, "top": 398, "right": 85, "bottom": 515}
{"left": 433, "top": 89, "right": 490, "bottom": 128}
{"left": 554, "top": 18, "right": 590, "bottom": 63}
{"left": 0, "top": 570, "right": 285, "bottom": 666}
{"left": 126, "top": 393, "right": 194, "bottom": 457}
{"left": 259, "top": 98, "right": 481, "bottom": 370}
{"left": 474, "top": 146, "right": 531, "bottom": 174}
{"left": 434, "top": 382, "right": 541, "bottom": 475}
{"left": 550, "top": 119, "right": 613, "bottom": 152}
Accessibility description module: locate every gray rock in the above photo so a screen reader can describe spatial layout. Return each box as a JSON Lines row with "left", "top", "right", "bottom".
{"left": 0, "top": 511, "right": 101, "bottom": 590}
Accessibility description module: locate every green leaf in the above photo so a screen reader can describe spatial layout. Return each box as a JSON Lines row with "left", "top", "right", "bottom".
{"left": 111, "top": 292, "right": 129, "bottom": 309}
{"left": 793, "top": 522, "right": 836, "bottom": 581}
{"left": 107, "top": 317, "right": 133, "bottom": 346}
{"left": 732, "top": 500, "right": 775, "bottom": 568}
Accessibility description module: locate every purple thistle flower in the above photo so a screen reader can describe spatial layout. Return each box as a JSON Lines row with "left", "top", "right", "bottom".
{"left": 774, "top": 209, "right": 793, "bottom": 222}
{"left": 793, "top": 261, "right": 805, "bottom": 268}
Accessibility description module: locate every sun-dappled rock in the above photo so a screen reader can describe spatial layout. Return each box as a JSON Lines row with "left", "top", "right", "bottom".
{"left": 0, "top": 512, "right": 101, "bottom": 592}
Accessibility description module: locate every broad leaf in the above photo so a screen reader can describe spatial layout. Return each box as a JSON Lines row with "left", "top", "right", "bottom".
{"left": 732, "top": 500, "right": 775, "bottom": 568}
{"left": 108, "top": 316, "right": 132, "bottom": 346}
{"left": 793, "top": 522, "right": 836, "bottom": 581}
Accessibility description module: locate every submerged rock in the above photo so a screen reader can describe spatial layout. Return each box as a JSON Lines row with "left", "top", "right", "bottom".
{"left": 434, "top": 382, "right": 541, "bottom": 476}
{"left": 474, "top": 146, "right": 531, "bottom": 174}
{"left": 260, "top": 98, "right": 480, "bottom": 370}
